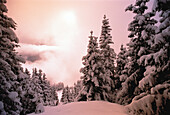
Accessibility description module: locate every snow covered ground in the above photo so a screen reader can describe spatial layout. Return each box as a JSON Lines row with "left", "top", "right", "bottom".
{"left": 29, "top": 101, "right": 128, "bottom": 115}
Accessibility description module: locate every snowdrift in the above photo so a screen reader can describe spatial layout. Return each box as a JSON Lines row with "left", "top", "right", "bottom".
{"left": 29, "top": 101, "right": 128, "bottom": 115}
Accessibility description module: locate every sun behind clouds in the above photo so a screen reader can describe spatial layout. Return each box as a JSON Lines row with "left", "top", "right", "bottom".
{"left": 50, "top": 10, "right": 78, "bottom": 53}
{"left": 61, "top": 11, "right": 76, "bottom": 25}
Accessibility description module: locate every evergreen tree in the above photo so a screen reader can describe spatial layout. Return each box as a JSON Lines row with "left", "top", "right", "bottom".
{"left": 99, "top": 15, "right": 116, "bottom": 102}
{"left": 137, "top": 0, "right": 170, "bottom": 92}
{"left": 40, "top": 73, "right": 58, "bottom": 106}
{"left": 76, "top": 31, "right": 108, "bottom": 101}
{"left": 126, "top": 0, "right": 170, "bottom": 114}
{"left": 116, "top": 0, "right": 158, "bottom": 105}
{"left": 61, "top": 86, "right": 73, "bottom": 104}
{"left": 31, "top": 68, "right": 58, "bottom": 106}
{"left": 30, "top": 68, "right": 44, "bottom": 113}
{"left": 25, "top": 68, "right": 30, "bottom": 76}
{"left": 55, "top": 82, "right": 64, "bottom": 91}
{"left": 0, "top": 0, "right": 30, "bottom": 114}
{"left": 73, "top": 80, "right": 83, "bottom": 99}
{"left": 51, "top": 84, "right": 59, "bottom": 105}
{"left": 115, "top": 45, "right": 128, "bottom": 90}
{"left": 19, "top": 71, "right": 44, "bottom": 114}
{"left": 0, "top": 1, "right": 57, "bottom": 114}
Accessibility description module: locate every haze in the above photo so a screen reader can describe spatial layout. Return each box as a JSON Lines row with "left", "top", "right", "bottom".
{"left": 7, "top": 0, "right": 134, "bottom": 86}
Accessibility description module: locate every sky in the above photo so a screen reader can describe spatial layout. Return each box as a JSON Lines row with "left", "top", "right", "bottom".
{"left": 6, "top": 0, "right": 136, "bottom": 86}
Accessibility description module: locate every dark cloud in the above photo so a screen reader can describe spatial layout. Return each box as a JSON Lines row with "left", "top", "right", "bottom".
{"left": 17, "top": 43, "right": 59, "bottom": 63}
{"left": 22, "top": 54, "right": 42, "bottom": 63}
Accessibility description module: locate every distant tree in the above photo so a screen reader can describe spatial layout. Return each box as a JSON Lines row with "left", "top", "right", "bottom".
{"left": 55, "top": 82, "right": 64, "bottom": 91}
{"left": 51, "top": 84, "right": 59, "bottom": 105}
{"left": 73, "top": 80, "right": 83, "bottom": 99}
{"left": 31, "top": 68, "right": 44, "bottom": 113}
{"left": 31, "top": 69, "right": 58, "bottom": 106}
{"left": 61, "top": 86, "right": 73, "bottom": 104}
{"left": 40, "top": 73, "right": 58, "bottom": 106}
{"left": 25, "top": 68, "right": 31, "bottom": 76}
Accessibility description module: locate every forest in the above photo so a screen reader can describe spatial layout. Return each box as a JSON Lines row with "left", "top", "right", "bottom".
{"left": 0, "top": 0, "right": 169, "bottom": 115}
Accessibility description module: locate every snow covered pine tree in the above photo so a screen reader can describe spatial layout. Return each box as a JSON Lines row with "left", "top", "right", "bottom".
{"left": 99, "top": 15, "right": 116, "bottom": 102}
{"left": 116, "top": 0, "right": 158, "bottom": 105}
{"left": 76, "top": 31, "right": 106, "bottom": 101}
{"left": 40, "top": 72, "right": 58, "bottom": 106}
{"left": 0, "top": 0, "right": 44, "bottom": 114}
{"left": 0, "top": 0, "right": 23, "bottom": 113}
{"left": 20, "top": 69, "right": 44, "bottom": 114}
{"left": 31, "top": 68, "right": 58, "bottom": 107}
{"left": 73, "top": 80, "right": 83, "bottom": 99}
{"left": 61, "top": 86, "right": 74, "bottom": 104}
{"left": 126, "top": 0, "right": 170, "bottom": 114}
{"left": 115, "top": 45, "right": 129, "bottom": 91}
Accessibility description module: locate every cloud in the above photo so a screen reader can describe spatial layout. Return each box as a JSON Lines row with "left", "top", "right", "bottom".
{"left": 18, "top": 35, "right": 57, "bottom": 46}
{"left": 17, "top": 43, "right": 82, "bottom": 86}
{"left": 18, "top": 42, "right": 58, "bottom": 63}
{"left": 22, "top": 54, "right": 42, "bottom": 63}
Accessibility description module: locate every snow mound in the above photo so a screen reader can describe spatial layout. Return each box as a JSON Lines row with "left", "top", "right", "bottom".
{"left": 29, "top": 101, "right": 127, "bottom": 115}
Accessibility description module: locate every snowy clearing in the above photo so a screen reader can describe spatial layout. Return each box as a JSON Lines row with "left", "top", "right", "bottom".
{"left": 29, "top": 101, "right": 128, "bottom": 115}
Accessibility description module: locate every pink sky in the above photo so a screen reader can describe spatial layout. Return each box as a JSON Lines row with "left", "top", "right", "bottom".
{"left": 6, "top": 0, "right": 135, "bottom": 86}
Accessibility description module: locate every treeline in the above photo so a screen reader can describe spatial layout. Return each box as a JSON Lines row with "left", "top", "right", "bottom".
{"left": 61, "top": 80, "right": 82, "bottom": 104}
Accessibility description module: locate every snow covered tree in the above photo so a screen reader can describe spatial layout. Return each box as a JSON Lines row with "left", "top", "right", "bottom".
{"left": 99, "top": 15, "right": 116, "bottom": 102}
{"left": 31, "top": 68, "right": 58, "bottom": 106}
{"left": 114, "top": 45, "right": 129, "bottom": 92}
{"left": 126, "top": 0, "right": 170, "bottom": 114}
{"left": 116, "top": 45, "right": 128, "bottom": 83}
{"left": 116, "top": 45, "right": 128, "bottom": 76}
{"left": 55, "top": 82, "right": 64, "bottom": 91}
{"left": 25, "top": 68, "right": 30, "bottom": 76}
{"left": 30, "top": 68, "right": 44, "bottom": 113}
{"left": 138, "top": 0, "right": 170, "bottom": 90}
{"left": 40, "top": 73, "right": 58, "bottom": 106}
{"left": 61, "top": 86, "right": 74, "bottom": 104}
{"left": 19, "top": 71, "right": 44, "bottom": 114}
{"left": 0, "top": 0, "right": 32, "bottom": 114}
{"left": 73, "top": 80, "right": 83, "bottom": 99}
{"left": 51, "top": 84, "right": 59, "bottom": 105}
{"left": 116, "top": 0, "right": 158, "bottom": 105}
{"left": 77, "top": 31, "right": 112, "bottom": 102}
{"left": 0, "top": 1, "right": 45, "bottom": 114}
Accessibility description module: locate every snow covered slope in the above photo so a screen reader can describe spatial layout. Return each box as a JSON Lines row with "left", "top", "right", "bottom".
{"left": 29, "top": 101, "right": 128, "bottom": 115}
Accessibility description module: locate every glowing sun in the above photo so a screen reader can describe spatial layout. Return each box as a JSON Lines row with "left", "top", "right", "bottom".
{"left": 61, "top": 11, "right": 76, "bottom": 25}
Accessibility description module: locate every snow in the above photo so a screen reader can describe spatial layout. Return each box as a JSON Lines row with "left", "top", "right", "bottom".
{"left": 57, "top": 90, "right": 63, "bottom": 103}
{"left": 8, "top": 91, "right": 18, "bottom": 101}
{"left": 29, "top": 101, "right": 127, "bottom": 115}
{"left": 126, "top": 94, "right": 155, "bottom": 115}
{"left": 139, "top": 66, "right": 156, "bottom": 89}
{"left": 35, "top": 103, "right": 44, "bottom": 114}
{"left": 0, "top": 101, "right": 4, "bottom": 110}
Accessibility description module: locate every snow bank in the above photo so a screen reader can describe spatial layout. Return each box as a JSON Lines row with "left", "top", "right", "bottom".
{"left": 29, "top": 101, "right": 127, "bottom": 115}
